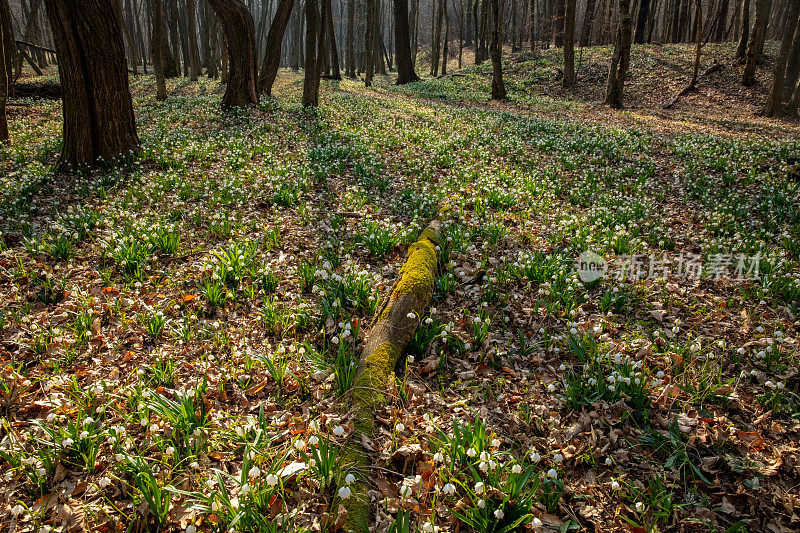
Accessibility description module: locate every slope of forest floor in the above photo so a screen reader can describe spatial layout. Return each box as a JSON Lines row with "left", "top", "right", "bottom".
{"left": 1, "top": 43, "right": 799, "bottom": 533}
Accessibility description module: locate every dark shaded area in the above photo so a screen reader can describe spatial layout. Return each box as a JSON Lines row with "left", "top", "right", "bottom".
{"left": 9, "top": 81, "right": 62, "bottom": 100}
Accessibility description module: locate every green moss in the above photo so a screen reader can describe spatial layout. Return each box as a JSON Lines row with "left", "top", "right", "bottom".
{"left": 392, "top": 239, "right": 437, "bottom": 299}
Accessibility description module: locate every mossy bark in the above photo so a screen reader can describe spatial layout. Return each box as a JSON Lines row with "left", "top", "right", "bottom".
{"left": 341, "top": 217, "right": 441, "bottom": 530}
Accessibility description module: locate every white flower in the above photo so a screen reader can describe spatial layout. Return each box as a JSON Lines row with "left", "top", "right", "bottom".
{"left": 186, "top": 526, "right": 197, "bottom": 533}
{"left": 491, "top": 438, "right": 501, "bottom": 448}
{"left": 553, "top": 453, "right": 563, "bottom": 463}
{"left": 443, "top": 482, "right": 456, "bottom": 495}
{"left": 400, "top": 484, "right": 413, "bottom": 498}
{"left": 547, "top": 383, "right": 556, "bottom": 392}
{"left": 512, "top": 464, "right": 522, "bottom": 474}
{"left": 190, "top": 461, "right": 199, "bottom": 469}
{"left": 249, "top": 466, "right": 261, "bottom": 478}
{"left": 547, "top": 468, "right": 558, "bottom": 479}
{"left": 477, "top": 498, "right": 485, "bottom": 508}
{"left": 266, "top": 473, "right": 279, "bottom": 486}
{"left": 12, "top": 504, "right": 25, "bottom": 516}
{"left": 338, "top": 486, "right": 352, "bottom": 499}
{"left": 80, "top": 431, "right": 89, "bottom": 439}
{"left": 165, "top": 446, "right": 175, "bottom": 455}
{"left": 474, "top": 481, "right": 485, "bottom": 494}
{"left": 530, "top": 451, "right": 541, "bottom": 463}
{"left": 99, "top": 477, "right": 112, "bottom": 488}
{"left": 494, "top": 508, "right": 505, "bottom": 519}
{"left": 333, "top": 425, "right": 345, "bottom": 436}
{"left": 466, "top": 447, "right": 477, "bottom": 458}
{"left": 295, "top": 439, "right": 306, "bottom": 451}
{"left": 345, "top": 473, "right": 356, "bottom": 485}
{"left": 479, "top": 461, "right": 488, "bottom": 472}
{"left": 395, "top": 422, "right": 405, "bottom": 432}
{"left": 635, "top": 502, "right": 645, "bottom": 512}
{"left": 433, "top": 452, "right": 444, "bottom": 462}
{"left": 531, "top": 517, "right": 542, "bottom": 527}
{"left": 611, "top": 480, "right": 620, "bottom": 490}
{"left": 309, "top": 435, "right": 319, "bottom": 446}
{"left": 62, "top": 438, "right": 74, "bottom": 448}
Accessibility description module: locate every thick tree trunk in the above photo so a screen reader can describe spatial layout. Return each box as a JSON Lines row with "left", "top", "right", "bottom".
{"left": 326, "top": 0, "right": 341, "bottom": 79}
{"left": 714, "top": 0, "right": 729, "bottom": 41}
{"left": 394, "top": 0, "right": 419, "bottom": 83}
{"left": 605, "top": 0, "right": 632, "bottom": 108}
{"left": 258, "top": 0, "right": 295, "bottom": 94}
{"left": 44, "top": 0, "right": 140, "bottom": 168}
{"left": 346, "top": 0, "right": 356, "bottom": 76}
{"left": 763, "top": 0, "right": 800, "bottom": 116}
{"left": 736, "top": 0, "right": 750, "bottom": 58}
{"left": 634, "top": 0, "right": 651, "bottom": 43}
{"left": 207, "top": 0, "right": 259, "bottom": 108}
{"left": 0, "top": 0, "right": 15, "bottom": 93}
{"left": 742, "top": 0, "right": 767, "bottom": 85}
{"left": 563, "top": 0, "right": 576, "bottom": 87}
{"left": 149, "top": 0, "right": 168, "bottom": 99}
{"left": 489, "top": 0, "right": 505, "bottom": 98}
{"left": 186, "top": 0, "right": 201, "bottom": 80}
{"left": 303, "top": 0, "right": 321, "bottom": 104}
{"left": 0, "top": 6, "right": 8, "bottom": 144}
{"left": 784, "top": 18, "right": 800, "bottom": 95}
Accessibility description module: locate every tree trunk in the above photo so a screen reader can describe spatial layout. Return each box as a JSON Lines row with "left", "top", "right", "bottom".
{"left": 763, "top": 0, "right": 800, "bottom": 116}
{"left": 441, "top": 0, "right": 449, "bottom": 75}
{"left": 326, "top": 0, "right": 341, "bottom": 78}
{"left": 582, "top": 0, "right": 597, "bottom": 46}
{"left": 688, "top": 0, "right": 702, "bottom": 89}
{"left": 207, "top": 0, "right": 259, "bottom": 108}
{"left": 605, "top": 0, "right": 632, "bottom": 107}
{"left": 784, "top": 17, "right": 800, "bottom": 95}
{"left": 489, "top": 0, "right": 505, "bottom": 98}
{"left": 742, "top": 0, "right": 768, "bottom": 85}
{"left": 563, "top": 0, "right": 576, "bottom": 86}
{"left": 431, "top": 0, "right": 443, "bottom": 75}
{"left": 258, "top": 0, "right": 295, "bottom": 94}
{"left": 714, "top": 0, "right": 729, "bottom": 41}
{"left": 0, "top": 0, "right": 15, "bottom": 93}
{"left": 634, "top": 0, "right": 651, "bottom": 43}
{"left": 553, "top": 0, "right": 565, "bottom": 46}
{"left": 0, "top": 3, "right": 8, "bottom": 144}
{"left": 186, "top": 0, "right": 201, "bottom": 80}
{"left": 44, "top": 0, "right": 140, "bottom": 168}
{"left": 365, "top": 0, "right": 376, "bottom": 85}
{"left": 149, "top": 0, "right": 169, "bottom": 99}
{"left": 16, "top": 0, "right": 44, "bottom": 79}
{"left": 394, "top": 0, "right": 419, "bottom": 82}
{"left": 346, "top": 0, "right": 356, "bottom": 76}
{"left": 736, "top": 0, "right": 750, "bottom": 57}
{"left": 303, "top": 0, "right": 321, "bottom": 104}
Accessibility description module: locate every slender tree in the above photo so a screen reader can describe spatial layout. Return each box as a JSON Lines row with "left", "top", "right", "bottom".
{"left": 489, "top": 0, "right": 506, "bottom": 98}
{"left": 186, "top": 0, "right": 201, "bottom": 80}
{"left": 736, "top": 0, "right": 750, "bottom": 58}
{"left": 258, "top": 0, "right": 296, "bottom": 94}
{"left": 44, "top": 0, "right": 140, "bottom": 168}
{"left": 742, "top": 0, "right": 768, "bottom": 85}
{"left": 303, "top": 0, "right": 322, "bottom": 104}
{"left": 207, "top": 0, "right": 259, "bottom": 108}
{"left": 394, "top": 0, "right": 419, "bottom": 83}
{"left": 553, "top": 0, "right": 565, "bottom": 46}
{"left": 149, "top": 0, "right": 168, "bottom": 100}
{"left": 605, "top": 0, "right": 632, "bottom": 108}
{"left": 346, "top": 0, "right": 356, "bottom": 76}
{"left": 563, "top": 0, "right": 576, "bottom": 87}
{"left": 325, "top": 0, "right": 341, "bottom": 79}
{"left": 0, "top": 4, "right": 8, "bottom": 144}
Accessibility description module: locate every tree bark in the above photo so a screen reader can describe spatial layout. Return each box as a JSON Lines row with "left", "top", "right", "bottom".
{"left": 0, "top": 3, "right": 8, "bottom": 144}
{"left": 605, "top": 0, "right": 632, "bottom": 108}
{"left": 563, "top": 0, "right": 576, "bottom": 87}
{"left": 258, "top": 0, "right": 295, "bottom": 94}
{"left": 394, "top": 0, "right": 419, "bottom": 82}
{"left": 303, "top": 0, "right": 321, "bottom": 104}
{"left": 634, "top": 0, "right": 651, "bottom": 43}
{"left": 742, "top": 0, "right": 767, "bottom": 85}
{"left": 326, "top": 0, "right": 341, "bottom": 79}
{"left": 0, "top": 0, "right": 15, "bottom": 93}
{"left": 365, "top": 0, "right": 376, "bottom": 85}
{"left": 44, "top": 0, "right": 140, "bottom": 168}
{"left": 346, "top": 0, "right": 356, "bottom": 76}
{"left": 489, "top": 0, "right": 505, "bottom": 98}
{"left": 763, "top": 0, "right": 800, "bottom": 116}
{"left": 207, "top": 0, "right": 259, "bottom": 108}
{"left": 553, "top": 0, "right": 565, "bottom": 46}
{"left": 149, "top": 0, "right": 168, "bottom": 99}
{"left": 736, "top": 0, "right": 750, "bottom": 57}
{"left": 688, "top": 0, "right": 703, "bottom": 89}
{"left": 186, "top": 0, "right": 201, "bottom": 80}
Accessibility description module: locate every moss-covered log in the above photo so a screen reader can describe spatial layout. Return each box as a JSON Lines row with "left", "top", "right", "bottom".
{"left": 341, "top": 217, "right": 441, "bottom": 529}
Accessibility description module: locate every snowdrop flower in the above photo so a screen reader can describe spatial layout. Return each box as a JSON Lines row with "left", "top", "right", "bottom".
{"left": 295, "top": 439, "right": 306, "bottom": 451}
{"left": 494, "top": 508, "right": 505, "bottom": 519}
{"left": 611, "top": 480, "right": 620, "bottom": 490}
{"left": 433, "top": 452, "right": 444, "bottom": 462}
{"left": 531, "top": 517, "right": 542, "bottom": 527}
{"left": 443, "top": 482, "right": 456, "bottom": 495}
{"left": 240, "top": 484, "right": 251, "bottom": 495}
{"left": 266, "top": 473, "right": 279, "bottom": 487}
{"left": 149, "top": 423, "right": 160, "bottom": 433}
{"left": 477, "top": 499, "right": 485, "bottom": 508}
{"left": 466, "top": 447, "right": 477, "bottom": 458}
{"left": 99, "top": 477, "right": 112, "bottom": 488}
{"left": 249, "top": 466, "right": 262, "bottom": 478}
{"left": 189, "top": 461, "right": 200, "bottom": 469}
{"left": 345, "top": 473, "right": 356, "bottom": 485}
{"left": 38, "top": 467, "right": 47, "bottom": 477}
{"left": 338, "top": 486, "right": 352, "bottom": 499}
{"left": 309, "top": 435, "right": 319, "bottom": 446}
{"left": 333, "top": 425, "right": 345, "bottom": 436}
{"left": 547, "top": 383, "right": 556, "bottom": 392}
{"left": 62, "top": 438, "right": 74, "bottom": 448}
{"left": 165, "top": 446, "right": 175, "bottom": 455}
{"left": 11, "top": 504, "right": 24, "bottom": 516}
{"left": 635, "top": 502, "right": 645, "bottom": 512}
{"left": 395, "top": 422, "right": 405, "bottom": 433}
{"left": 547, "top": 469, "right": 558, "bottom": 479}
{"left": 605, "top": 457, "right": 613, "bottom": 466}
{"left": 491, "top": 438, "right": 501, "bottom": 448}
{"left": 530, "top": 451, "right": 541, "bottom": 463}
{"left": 79, "top": 431, "right": 89, "bottom": 439}
{"left": 512, "top": 464, "right": 522, "bottom": 474}
{"left": 83, "top": 417, "right": 94, "bottom": 425}
{"left": 479, "top": 461, "right": 488, "bottom": 472}
{"left": 474, "top": 481, "right": 485, "bottom": 494}
{"left": 186, "top": 526, "right": 197, "bottom": 533}
{"left": 553, "top": 453, "right": 563, "bottom": 463}
{"left": 400, "top": 484, "right": 413, "bottom": 498}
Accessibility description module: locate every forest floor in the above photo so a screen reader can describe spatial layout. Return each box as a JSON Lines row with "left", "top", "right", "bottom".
{"left": 1, "top": 42, "right": 799, "bottom": 533}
